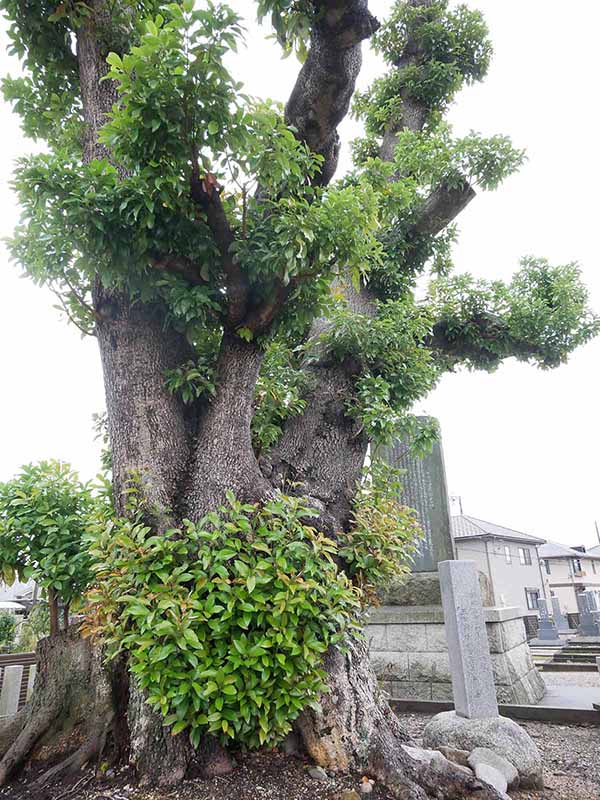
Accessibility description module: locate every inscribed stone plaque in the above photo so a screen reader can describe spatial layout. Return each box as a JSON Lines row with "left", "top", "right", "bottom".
{"left": 381, "top": 417, "right": 455, "bottom": 572}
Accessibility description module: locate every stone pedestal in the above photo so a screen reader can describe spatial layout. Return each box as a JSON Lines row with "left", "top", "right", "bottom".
{"left": 367, "top": 604, "right": 545, "bottom": 705}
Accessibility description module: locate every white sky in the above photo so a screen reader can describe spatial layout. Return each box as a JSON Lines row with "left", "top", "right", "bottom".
{"left": 1, "top": 1, "right": 599, "bottom": 548}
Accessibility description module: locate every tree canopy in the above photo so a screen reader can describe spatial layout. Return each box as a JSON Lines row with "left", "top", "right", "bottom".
{"left": 3, "top": 0, "right": 597, "bottom": 458}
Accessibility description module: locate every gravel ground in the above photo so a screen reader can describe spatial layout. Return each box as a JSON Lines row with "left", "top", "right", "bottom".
{"left": 400, "top": 712, "right": 600, "bottom": 800}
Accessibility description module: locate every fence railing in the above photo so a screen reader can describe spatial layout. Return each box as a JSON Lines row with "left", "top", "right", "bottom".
{"left": 0, "top": 652, "right": 37, "bottom": 718}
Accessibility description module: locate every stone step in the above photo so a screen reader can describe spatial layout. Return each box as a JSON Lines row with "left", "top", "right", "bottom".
{"left": 552, "top": 653, "right": 598, "bottom": 663}
{"left": 538, "top": 662, "right": 596, "bottom": 672}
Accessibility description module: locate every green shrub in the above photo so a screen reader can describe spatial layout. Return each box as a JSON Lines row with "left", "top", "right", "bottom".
{"left": 0, "top": 611, "right": 17, "bottom": 652}
{"left": 0, "top": 461, "right": 95, "bottom": 608}
{"left": 84, "top": 492, "right": 362, "bottom": 748}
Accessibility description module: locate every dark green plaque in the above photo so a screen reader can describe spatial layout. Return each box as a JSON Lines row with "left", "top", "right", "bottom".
{"left": 381, "top": 417, "right": 455, "bottom": 572}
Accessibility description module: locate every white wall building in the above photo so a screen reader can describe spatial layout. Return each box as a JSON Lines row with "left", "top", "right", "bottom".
{"left": 538, "top": 541, "right": 600, "bottom": 615}
{"left": 451, "top": 515, "right": 547, "bottom": 614}
{"left": 0, "top": 578, "right": 36, "bottom": 604}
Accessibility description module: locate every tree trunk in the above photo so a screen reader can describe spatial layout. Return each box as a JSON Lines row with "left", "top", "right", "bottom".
{"left": 296, "top": 638, "right": 500, "bottom": 799}
{"left": 0, "top": 3, "right": 504, "bottom": 796}
{"left": 185, "top": 331, "right": 272, "bottom": 519}
{"left": 0, "top": 626, "right": 125, "bottom": 788}
{"left": 95, "top": 292, "right": 195, "bottom": 519}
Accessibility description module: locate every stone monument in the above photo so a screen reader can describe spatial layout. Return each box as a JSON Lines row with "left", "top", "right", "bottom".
{"left": 369, "top": 419, "right": 545, "bottom": 706}
{"left": 550, "top": 596, "right": 570, "bottom": 633}
{"left": 438, "top": 560, "right": 498, "bottom": 718}
{"left": 422, "top": 560, "right": 544, "bottom": 789}
{"left": 576, "top": 591, "right": 600, "bottom": 637}
{"left": 380, "top": 417, "right": 454, "bottom": 572}
{"left": 528, "top": 598, "right": 562, "bottom": 647}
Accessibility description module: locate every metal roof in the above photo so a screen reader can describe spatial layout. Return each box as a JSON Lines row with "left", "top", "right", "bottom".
{"left": 538, "top": 541, "right": 600, "bottom": 560}
{"left": 451, "top": 515, "right": 546, "bottom": 545}
{"left": 0, "top": 601, "right": 25, "bottom": 611}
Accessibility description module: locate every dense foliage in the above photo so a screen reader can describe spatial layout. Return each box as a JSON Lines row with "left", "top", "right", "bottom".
{"left": 84, "top": 491, "right": 364, "bottom": 748}
{"left": 339, "top": 461, "right": 422, "bottom": 601}
{"left": 0, "top": 461, "right": 95, "bottom": 609}
{"left": 3, "top": 0, "right": 597, "bottom": 452}
{"left": 0, "top": 612, "right": 17, "bottom": 652}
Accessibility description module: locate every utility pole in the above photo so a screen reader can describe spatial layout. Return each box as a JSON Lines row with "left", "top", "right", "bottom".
{"left": 450, "top": 495, "right": 464, "bottom": 515}
{"left": 595, "top": 520, "right": 600, "bottom": 545}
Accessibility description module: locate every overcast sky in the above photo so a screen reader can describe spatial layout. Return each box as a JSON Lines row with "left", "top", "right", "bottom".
{"left": 0, "top": 1, "right": 598, "bottom": 548}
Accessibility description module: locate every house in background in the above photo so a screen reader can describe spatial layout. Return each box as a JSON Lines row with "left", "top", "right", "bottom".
{"left": 0, "top": 578, "right": 37, "bottom": 604}
{"left": 451, "top": 515, "right": 547, "bottom": 613}
{"left": 538, "top": 541, "right": 600, "bottom": 614}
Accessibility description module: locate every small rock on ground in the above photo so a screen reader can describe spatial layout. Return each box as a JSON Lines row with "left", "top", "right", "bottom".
{"left": 468, "top": 747, "right": 519, "bottom": 789}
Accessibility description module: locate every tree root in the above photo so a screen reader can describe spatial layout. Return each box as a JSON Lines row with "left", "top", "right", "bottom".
{"left": 0, "top": 626, "right": 123, "bottom": 788}
{"left": 367, "top": 730, "right": 503, "bottom": 800}
{"left": 296, "top": 637, "right": 503, "bottom": 799}
{"left": 31, "top": 725, "right": 109, "bottom": 789}
{"left": 0, "top": 706, "right": 59, "bottom": 786}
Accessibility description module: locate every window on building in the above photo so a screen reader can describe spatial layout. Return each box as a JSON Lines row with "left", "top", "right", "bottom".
{"left": 519, "top": 547, "right": 532, "bottom": 565}
{"left": 543, "top": 559, "right": 551, "bottom": 575}
{"left": 525, "top": 589, "right": 540, "bottom": 610}
{"left": 504, "top": 545, "right": 511, "bottom": 564}
{"left": 571, "top": 557, "right": 583, "bottom": 574}
{"left": 592, "top": 560, "right": 597, "bottom": 575}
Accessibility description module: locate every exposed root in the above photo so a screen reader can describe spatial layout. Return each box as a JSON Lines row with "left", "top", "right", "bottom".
{"left": 367, "top": 731, "right": 503, "bottom": 800}
{"left": 32, "top": 723, "right": 110, "bottom": 789}
{"left": 296, "top": 636, "right": 503, "bottom": 799}
{"left": 0, "top": 706, "right": 59, "bottom": 786}
{"left": 0, "top": 625, "right": 122, "bottom": 788}
{"left": 0, "top": 708, "right": 28, "bottom": 760}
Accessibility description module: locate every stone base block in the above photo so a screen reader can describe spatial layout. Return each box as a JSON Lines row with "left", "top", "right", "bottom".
{"left": 422, "top": 711, "right": 543, "bottom": 788}
{"left": 369, "top": 605, "right": 545, "bottom": 706}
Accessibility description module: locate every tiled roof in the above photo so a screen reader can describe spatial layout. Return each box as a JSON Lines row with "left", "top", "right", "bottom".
{"left": 451, "top": 515, "right": 546, "bottom": 545}
{"left": 538, "top": 541, "right": 600, "bottom": 560}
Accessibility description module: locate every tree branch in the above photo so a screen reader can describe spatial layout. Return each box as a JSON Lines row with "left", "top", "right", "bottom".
{"left": 412, "top": 180, "right": 476, "bottom": 237}
{"left": 148, "top": 254, "right": 208, "bottom": 287}
{"left": 190, "top": 169, "right": 249, "bottom": 326}
{"left": 285, "top": 1, "right": 379, "bottom": 184}
{"left": 426, "top": 313, "right": 544, "bottom": 369}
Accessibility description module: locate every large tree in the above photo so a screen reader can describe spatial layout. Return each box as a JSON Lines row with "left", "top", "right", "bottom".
{"left": 0, "top": 0, "right": 597, "bottom": 796}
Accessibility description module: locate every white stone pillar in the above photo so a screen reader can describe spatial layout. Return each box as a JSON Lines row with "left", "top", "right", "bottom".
{"left": 439, "top": 560, "right": 498, "bottom": 719}
{"left": 0, "top": 665, "right": 24, "bottom": 718}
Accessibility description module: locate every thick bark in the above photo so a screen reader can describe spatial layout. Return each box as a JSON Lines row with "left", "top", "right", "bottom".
{"left": 266, "top": 357, "right": 367, "bottom": 534}
{"left": 95, "top": 294, "right": 194, "bottom": 519}
{"left": 77, "top": 1, "right": 200, "bottom": 779}
{"left": 186, "top": 331, "right": 272, "bottom": 520}
{"left": 296, "top": 637, "right": 501, "bottom": 800}
{"left": 286, "top": 1, "right": 379, "bottom": 183}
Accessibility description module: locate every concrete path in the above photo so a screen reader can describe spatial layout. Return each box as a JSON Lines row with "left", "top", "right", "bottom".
{"left": 537, "top": 685, "right": 600, "bottom": 710}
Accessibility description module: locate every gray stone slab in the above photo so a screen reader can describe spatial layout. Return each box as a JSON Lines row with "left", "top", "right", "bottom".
{"left": 551, "top": 597, "right": 570, "bottom": 632}
{"left": 537, "top": 598, "right": 560, "bottom": 640}
{"left": 0, "top": 665, "right": 23, "bottom": 717}
{"left": 576, "top": 592, "right": 600, "bottom": 636}
{"left": 380, "top": 417, "right": 454, "bottom": 572}
{"left": 439, "top": 560, "right": 499, "bottom": 719}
